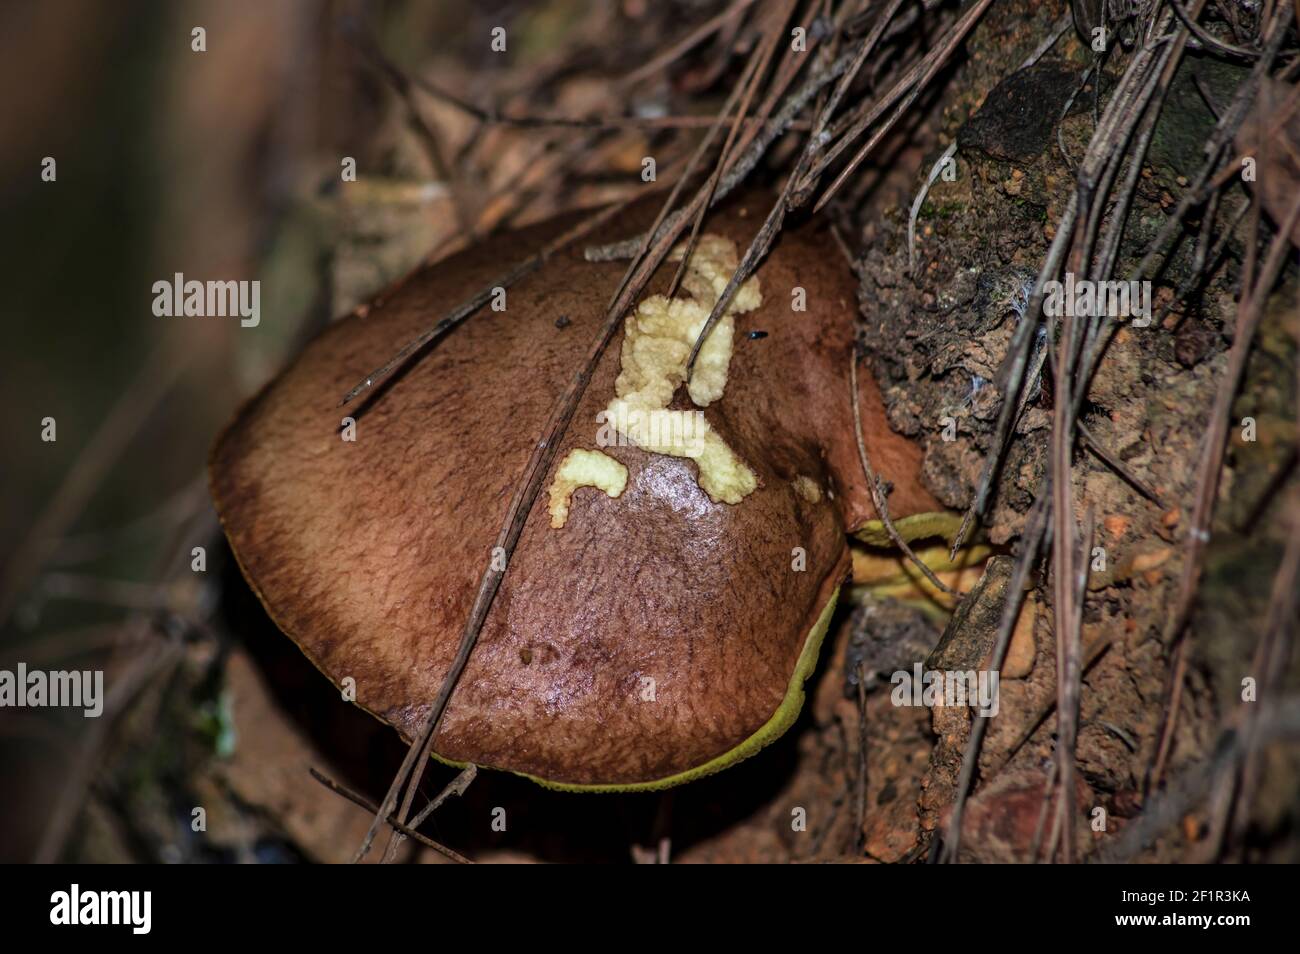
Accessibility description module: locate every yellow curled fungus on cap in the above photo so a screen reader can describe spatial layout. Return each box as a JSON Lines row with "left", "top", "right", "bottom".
{"left": 547, "top": 448, "right": 629, "bottom": 528}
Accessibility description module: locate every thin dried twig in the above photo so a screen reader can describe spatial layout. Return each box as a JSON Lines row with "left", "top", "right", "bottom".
{"left": 1020, "top": 11, "right": 1073, "bottom": 70}
{"left": 382, "top": 764, "right": 478, "bottom": 862}
{"left": 854, "top": 661, "right": 869, "bottom": 853}
{"left": 1078, "top": 421, "right": 1165, "bottom": 506}
{"left": 907, "top": 141, "right": 957, "bottom": 274}
{"left": 1167, "top": 0, "right": 1262, "bottom": 60}
{"left": 669, "top": 2, "right": 791, "bottom": 297}
{"left": 612, "top": 26, "right": 764, "bottom": 309}
{"left": 1047, "top": 303, "right": 1080, "bottom": 864}
{"left": 618, "top": 0, "right": 760, "bottom": 88}
{"left": 850, "top": 357, "right": 959, "bottom": 597}
{"left": 681, "top": 0, "right": 913, "bottom": 380}
{"left": 310, "top": 768, "right": 472, "bottom": 864}
{"left": 338, "top": 197, "right": 640, "bottom": 407}
{"left": 1027, "top": 758, "right": 1058, "bottom": 863}
{"left": 807, "top": 0, "right": 995, "bottom": 212}
{"left": 1048, "top": 504, "right": 1093, "bottom": 863}
{"left": 583, "top": 45, "right": 861, "bottom": 263}
{"left": 949, "top": 191, "right": 1079, "bottom": 560}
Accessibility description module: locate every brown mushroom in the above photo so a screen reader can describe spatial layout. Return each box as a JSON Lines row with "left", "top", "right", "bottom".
{"left": 210, "top": 191, "right": 947, "bottom": 791}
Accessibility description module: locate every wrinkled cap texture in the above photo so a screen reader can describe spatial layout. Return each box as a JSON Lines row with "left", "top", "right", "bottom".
{"left": 210, "top": 192, "right": 941, "bottom": 789}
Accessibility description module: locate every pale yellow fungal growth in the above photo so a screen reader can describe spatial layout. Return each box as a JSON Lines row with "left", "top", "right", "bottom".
{"left": 547, "top": 448, "right": 629, "bottom": 528}
{"left": 791, "top": 475, "right": 822, "bottom": 504}
{"left": 604, "top": 235, "right": 761, "bottom": 504}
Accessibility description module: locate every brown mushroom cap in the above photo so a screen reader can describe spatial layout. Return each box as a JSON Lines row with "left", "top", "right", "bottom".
{"left": 210, "top": 192, "right": 943, "bottom": 790}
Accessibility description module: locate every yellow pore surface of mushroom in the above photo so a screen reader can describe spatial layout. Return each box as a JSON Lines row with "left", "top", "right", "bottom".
{"left": 603, "top": 235, "right": 761, "bottom": 504}
{"left": 547, "top": 448, "right": 629, "bottom": 528}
